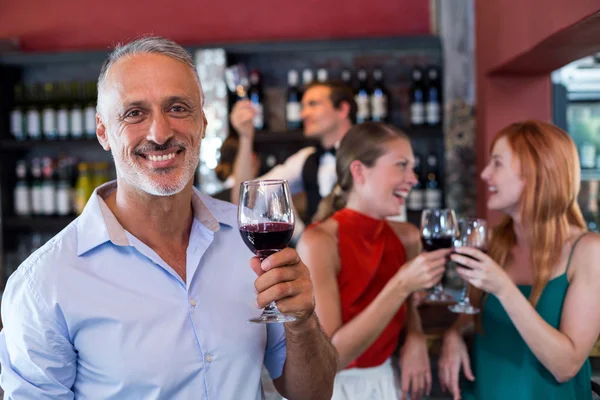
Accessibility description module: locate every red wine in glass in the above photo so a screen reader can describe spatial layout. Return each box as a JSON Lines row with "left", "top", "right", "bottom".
{"left": 239, "top": 222, "right": 294, "bottom": 259}
{"left": 453, "top": 248, "right": 487, "bottom": 269}
{"left": 422, "top": 237, "right": 454, "bottom": 252}
{"left": 420, "top": 208, "right": 458, "bottom": 302}
{"left": 238, "top": 179, "right": 296, "bottom": 324}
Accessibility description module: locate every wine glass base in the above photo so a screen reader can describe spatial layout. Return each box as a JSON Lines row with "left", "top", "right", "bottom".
{"left": 248, "top": 313, "right": 297, "bottom": 324}
{"left": 448, "top": 303, "right": 480, "bottom": 314}
{"left": 426, "top": 292, "right": 454, "bottom": 303}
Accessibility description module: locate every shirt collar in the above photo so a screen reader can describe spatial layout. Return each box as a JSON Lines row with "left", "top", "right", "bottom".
{"left": 76, "top": 180, "right": 235, "bottom": 256}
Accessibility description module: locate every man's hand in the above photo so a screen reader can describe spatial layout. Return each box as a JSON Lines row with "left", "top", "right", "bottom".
{"left": 250, "top": 248, "right": 315, "bottom": 325}
{"left": 230, "top": 99, "right": 257, "bottom": 139}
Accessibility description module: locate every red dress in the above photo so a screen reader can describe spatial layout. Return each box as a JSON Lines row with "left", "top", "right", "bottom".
{"left": 330, "top": 208, "right": 408, "bottom": 369}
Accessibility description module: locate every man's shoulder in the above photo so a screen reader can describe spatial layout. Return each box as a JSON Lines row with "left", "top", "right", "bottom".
{"left": 277, "top": 146, "right": 318, "bottom": 167}
{"left": 290, "top": 146, "right": 318, "bottom": 160}
{"left": 15, "top": 221, "right": 80, "bottom": 282}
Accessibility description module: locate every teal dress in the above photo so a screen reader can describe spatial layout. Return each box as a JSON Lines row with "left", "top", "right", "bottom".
{"left": 463, "top": 236, "right": 592, "bottom": 399}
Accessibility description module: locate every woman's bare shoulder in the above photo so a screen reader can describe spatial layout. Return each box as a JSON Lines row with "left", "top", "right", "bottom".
{"left": 298, "top": 218, "right": 339, "bottom": 249}
{"left": 568, "top": 231, "right": 600, "bottom": 277}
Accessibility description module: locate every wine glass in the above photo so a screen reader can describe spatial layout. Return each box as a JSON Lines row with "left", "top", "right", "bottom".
{"left": 225, "top": 64, "right": 249, "bottom": 100}
{"left": 420, "top": 208, "right": 458, "bottom": 302}
{"left": 238, "top": 179, "right": 296, "bottom": 324}
{"left": 449, "top": 218, "right": 487, "bottom": 314}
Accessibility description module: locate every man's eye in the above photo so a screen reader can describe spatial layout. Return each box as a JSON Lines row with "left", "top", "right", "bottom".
{"left": 125, "top": 110, "right": 142, "bottom": 118}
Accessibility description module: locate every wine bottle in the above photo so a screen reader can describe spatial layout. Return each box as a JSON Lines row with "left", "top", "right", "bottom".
{"left": 286, "top": 70, "right": 302, "bottom": 130}
{"left": 248, "top": 70, "right": 266, "bottom": 131}
{"left": 409, "top": 67, "right": 425, "bottom": 127}
{"left": 355, "top": 68, "right": 370, "bottom": 124}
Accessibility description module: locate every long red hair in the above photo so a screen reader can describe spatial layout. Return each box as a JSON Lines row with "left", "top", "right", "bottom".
{"left": 472, "top": 120, "right": 587, "bottom": 317}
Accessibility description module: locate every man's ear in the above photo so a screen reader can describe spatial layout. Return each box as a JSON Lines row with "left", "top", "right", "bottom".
{"left": 338, "top": 100, "right": 351, "bottom": 120}
{"left": 201, "top": 113, "right": 208, "bottom": 138}
{"left": 96, "top": 114, "right": 110, "bottom": 151}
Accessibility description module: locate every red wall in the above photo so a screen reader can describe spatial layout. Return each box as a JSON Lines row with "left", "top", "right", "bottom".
{"left": 475, "top": 1, "right": 600, "bottom": 222}
{"left": 0, "top": 0, "right": 430, "bottom": 51}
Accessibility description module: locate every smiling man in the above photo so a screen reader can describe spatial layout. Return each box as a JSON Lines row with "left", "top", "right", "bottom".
{"left": 0, "top": 36, "right": 336, "bottom": 399}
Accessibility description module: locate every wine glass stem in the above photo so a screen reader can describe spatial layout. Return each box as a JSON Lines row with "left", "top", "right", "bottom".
{"left": 459, "top": 281, "right": 471, "bottom": 305}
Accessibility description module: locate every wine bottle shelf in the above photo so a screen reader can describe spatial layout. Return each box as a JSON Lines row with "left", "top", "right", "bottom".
{"left": 3, "top": 216, "right": 75, "bottom": 232}
{"left": 580, "top": 169, "right": 600, "bottom": 181}
{"left": 0, "top": 138, "right": 99, "bottom": 151}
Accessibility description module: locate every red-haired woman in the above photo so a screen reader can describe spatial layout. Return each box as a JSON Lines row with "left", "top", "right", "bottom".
{"left": 438, "top": 120, "right": 600, "bottom": 400}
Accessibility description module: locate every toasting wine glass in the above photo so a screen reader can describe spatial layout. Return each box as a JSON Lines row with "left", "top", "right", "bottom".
{"left": 238, "top": 179, "right": 296, "bottom": 324}
{"left": 225, "top": 64, "right": 249, "bottom": 100}
{"left": 449, "top": 218, "right": 487, "bottom": 314}
{"left": 420, "top": 208, "right": 458, "bottom": 302}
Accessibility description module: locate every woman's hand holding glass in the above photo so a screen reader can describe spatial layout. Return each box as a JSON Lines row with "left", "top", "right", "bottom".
{"left": 394, "top": 249, "right": 452, "bottom": 295}
{"left": 451, "top": 246, "right": 513, "bottom": 300}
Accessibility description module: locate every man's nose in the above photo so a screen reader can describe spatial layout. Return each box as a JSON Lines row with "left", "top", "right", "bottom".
{"left": 147, "top": 112, "right": 173, "bottom": 145}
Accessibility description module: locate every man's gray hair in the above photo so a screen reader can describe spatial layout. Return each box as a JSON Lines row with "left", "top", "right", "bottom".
{"left": 97, "top": 36, "right": 203, "bottom": 115}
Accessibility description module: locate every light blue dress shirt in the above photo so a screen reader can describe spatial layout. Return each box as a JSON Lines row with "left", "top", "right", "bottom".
{"left": 0, "top": 181, "right": 287, "bottom": 399}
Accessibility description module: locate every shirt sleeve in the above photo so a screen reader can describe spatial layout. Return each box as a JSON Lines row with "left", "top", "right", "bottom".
{"left": 260, "top": 147, "right": 317, "bottom": 195}
{"left": 0, "top": 266, "right": 77, "bottom": 399}
{"left": 263, "top": 322, "right": 287, "bottom": 380}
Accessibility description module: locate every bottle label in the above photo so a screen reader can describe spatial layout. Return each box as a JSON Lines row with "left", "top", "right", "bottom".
{"left": 411, "top": 103, "right": 425, "bottom": 125}
{"left": 27, "top": 110, "right": 41, "bottom": 139}
{"left": 42, "top": 184, "right": 56, "bottom": 215}
{"left": 407, "top": 189, "right": 424, "bottom": 211}
{"left": 10, "top": 110, "right": 24, "bottom": 139}
{"left": 425, "top": 188, "right": 443, "bottom": 209}
{"left": 253, "top": 103, "right": 264, "bottom": 130}
{"left": 286, "top": 102, "right": 301, "bottom": 123}
{"left": 57, "top": 109, "right": 70, "bottom": 138}
{"left": 14, "top": 186, "right": 31, "bottom": 216}
{"left": 84, "top": 106, "right": 96, "bottom": 136}
{"left": 32, "top": 186, "right": 44, "bottom": 214}
{"left": 370, "top": 95, "right": 388, "bottom": 120}
{"left": 70, "top": 109, "right": 84, "bottom": 138}
{"left": 43, "top": 108, "right": 57, "bottom": 139}
{"left": 355, "top": 94, "right": 370, "bottom": 119}
{"left": 426, "top": 102, "right": 440, "bottom": 125}
{"left": 57, "top": 187, "right": 71, "bottom": 215}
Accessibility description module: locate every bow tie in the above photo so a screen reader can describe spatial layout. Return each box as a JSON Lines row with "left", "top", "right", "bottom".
{"left": 319, "top": 146, "right": 336, "bottom": 156}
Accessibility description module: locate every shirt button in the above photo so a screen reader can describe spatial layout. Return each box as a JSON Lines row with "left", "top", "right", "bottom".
{"left": 205, "top": 354, "right": 212, "bottom": 363}
{"left": 190, "top": 298, "right": 196, "bottom": 306}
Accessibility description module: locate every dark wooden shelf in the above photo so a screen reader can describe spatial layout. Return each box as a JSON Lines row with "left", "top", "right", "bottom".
{"left": 2, "top": 215, "right": 75, "bottom": 232}
{"left": 254, "top": 130, "right": 307, "bottom": 144}
{"left": 0, "top": 36, "right": 441, "bottom": 66}
{"left": 0, "top": 138, "right": 100, "bottom": 151}
{"left": 253, "top": 126, "right": 443, "bottom": 145}
{"left": 581, "top": 169, "right": 600, "bottom": 181}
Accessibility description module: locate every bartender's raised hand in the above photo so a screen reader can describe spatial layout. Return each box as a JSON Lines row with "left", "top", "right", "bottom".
{"left": 230, "top": 99, "right": 257, "bottom": 139}
{"left": 250, "top": 248, "right": 315, "bottom": 325}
